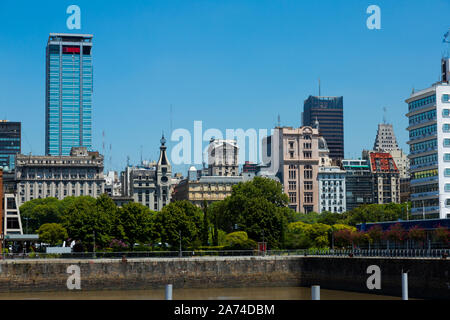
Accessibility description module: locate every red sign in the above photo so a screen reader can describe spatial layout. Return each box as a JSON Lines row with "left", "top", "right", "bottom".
{"left": 63, "top": 47, "right": 80, "bottom": 54}
{"left": 258, "top": 242, "right": 267, "bottom": 252}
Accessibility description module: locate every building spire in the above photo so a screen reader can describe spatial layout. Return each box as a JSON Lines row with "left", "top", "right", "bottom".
{"left": 158, "top": 133, "right": 169, "bottom": 166}
{"left": 318, "top": 78, "right": 321, "bottom": 96}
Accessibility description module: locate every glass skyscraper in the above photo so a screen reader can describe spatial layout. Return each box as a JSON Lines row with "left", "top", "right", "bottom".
{"left": 0, "top": 121, "right": 21, "bottom": 171}
{"left": 45, "top": 33, "right": 93, "bottom": 156}
{"left": 302, "top": 96, "right": 344, "bottom": 160}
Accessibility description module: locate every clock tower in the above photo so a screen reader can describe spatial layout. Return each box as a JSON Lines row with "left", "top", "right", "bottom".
{"left": 156, "top": 134, "right": 172, "bottom": 209}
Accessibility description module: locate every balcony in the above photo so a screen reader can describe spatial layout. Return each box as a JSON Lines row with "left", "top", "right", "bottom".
{"left": 409, "top": 146, "right": 437, "bottom": 156}
{"left": 410, "top": 162, "right": 438, "bottom": 170}
{"left": 410, "top": 191, "right": 439, "bottom": 199}
{"left": 410, "top": 176, "right": 438, "bottom": 185}
{"left": 411, "top": 206, "right": 439, "bottom": 214}
{"left": 409, "top": 132, "right": 436, "bottom": 141}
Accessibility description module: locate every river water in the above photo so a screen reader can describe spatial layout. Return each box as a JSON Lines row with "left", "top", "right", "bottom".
{"left": 0, "top": 287, "right": 401, "bottom": 300}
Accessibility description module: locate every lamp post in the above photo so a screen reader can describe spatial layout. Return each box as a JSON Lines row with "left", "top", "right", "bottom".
{"left": 93, "top": 231, "right": 96, "bottom": 258}
{"left": 24, "top": 217, "right": 29, "bottom": 234}
{"left": 179, "top": 230, "right": 182, "bottom": 258}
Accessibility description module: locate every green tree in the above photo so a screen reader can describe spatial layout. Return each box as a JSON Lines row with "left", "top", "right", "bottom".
{"left": 285, "top": 221, "right": 313, "bottom": 249}
{"left": 294, "top": 211, "right": 320, "bottom": 224}
{"left": 223, "top": 231, "right": 257, "bottom": 250}
{"left": 343, "top": 203, "right": 408, "bottom": 226}
{"left": 61, "top": 196, "right": 114, "bottom": 250}
{"left": 153, "top": 201, "right": 203, "bottom": 249}
{"left": 317, "top": 211, "right": 345, "bottom": 226}
{"left": 201, "top": 200, "right": 210, "bottom": 246}
{"left": 306, "top": 223, "right": 331, "bottom": 248}
{"left": 20, "top": 198, "right": 62, "bottom": 233}
{"left": 211, "top": 177, "right": 293, "bottom": 249}
{"left": 37, "top": 223, "right": 68, "bottom": 246}
{"left": 117, "top": 202, "right": 156, "bottom": 249}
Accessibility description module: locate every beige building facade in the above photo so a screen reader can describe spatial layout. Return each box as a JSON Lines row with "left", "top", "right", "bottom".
{"left": 270, "top": 126, "right": 322, "bottom": 213}
{"left": 172, "top": 167, "right": 242, "bottom": 207}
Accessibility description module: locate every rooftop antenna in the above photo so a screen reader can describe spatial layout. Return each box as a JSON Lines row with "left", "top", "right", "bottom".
{"left": 170, "top": 104, "right": 173, "bottom": 146}
{"left": 318, "top": 78, "right": 321, "bottom": 96}
{"left": 277, "top": 114, "right": 281, "bottom": 127}
{"left": 383, "top": 107, "right": 388, "bottom": 124}
{"left": 126, "top": 155, "right": 130, "bottom": 167}
{"left": 102, "top": 130, "right": 105, "bottom": 154}
{"left": 140, "top": 145, "right": 143, "bottom": 165}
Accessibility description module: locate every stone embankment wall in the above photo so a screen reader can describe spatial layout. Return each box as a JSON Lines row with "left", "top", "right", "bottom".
{"left": 0, "top": 256, "right": 448, "bottom": 299}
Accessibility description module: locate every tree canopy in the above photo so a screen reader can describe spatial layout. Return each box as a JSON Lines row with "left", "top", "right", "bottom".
{"left": 210, "top": 177, "right": 294, "bottom": 249}
{"left": 37, "top": 223, "right": 68, "bottom": 246}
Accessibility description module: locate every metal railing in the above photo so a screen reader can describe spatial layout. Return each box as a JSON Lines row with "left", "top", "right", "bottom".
{"left": 0, "top": 248, "right": 448, "bottom": 260}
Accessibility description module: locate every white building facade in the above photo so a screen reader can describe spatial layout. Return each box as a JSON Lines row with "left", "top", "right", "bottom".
{"left": 406, "top": 59, "right": 450, "bottom": 219}
{"left": 318, "top": 166, "right": 346, "bottom": 214}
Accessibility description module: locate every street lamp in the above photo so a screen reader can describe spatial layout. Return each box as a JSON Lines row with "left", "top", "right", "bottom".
{"left": 179, "top": 230, "right": 182, "bottom": 258}
{"left": 93, "top": 231, "right": 96, "bottom": 258}
{"left": 24, "top": 217, "right": 30, "bottom": 234}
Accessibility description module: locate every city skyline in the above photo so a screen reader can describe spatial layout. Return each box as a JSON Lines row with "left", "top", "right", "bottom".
{"left": 1, "top": 1, "right": 450, "bottom": 175}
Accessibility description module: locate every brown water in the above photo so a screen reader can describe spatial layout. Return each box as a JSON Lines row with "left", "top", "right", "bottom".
{"left": 0, "top": 287, "right": 402, "bottom": 300}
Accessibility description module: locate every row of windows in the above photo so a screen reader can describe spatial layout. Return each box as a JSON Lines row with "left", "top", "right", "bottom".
{"left": 409, "top": 109, "right": 436, "bottom": 126}
{"left": 321, "top": 207, "right": 344, "bottom": 213}
{"left": 411, "top": 169, "right": 438, "bottom": 180}
{"left": 411, "top": 183, "right": 438, "bottom": 194}
{"left": 408, "top": 95, "right": 436, "bottom": 111}
{"left": 409, "top": 124, "right": 436, "bottom": 138}
{"left": 410, "top": 139, "right": 437, "bottom": 153}
{"left": 410, "top": 154, "right": 437, "bottom": 166}
{"left": 288, "top": 192, "right": 314, "bottom": 204}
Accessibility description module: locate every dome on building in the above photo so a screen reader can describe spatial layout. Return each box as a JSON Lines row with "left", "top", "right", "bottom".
{"left": 189, "top": 166, "right": 197, "bottom": 171}
{"left": 318, "top": 137, "right": 329, "bottom": 151}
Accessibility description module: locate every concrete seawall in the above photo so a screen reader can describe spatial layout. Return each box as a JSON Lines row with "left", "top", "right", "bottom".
{"left": 0, "top": 256, "right": 448, "bottom": 299}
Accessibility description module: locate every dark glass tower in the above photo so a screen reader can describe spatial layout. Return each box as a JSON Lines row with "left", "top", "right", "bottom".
{"left": 0, "top": 121, "right": 21, "bottom": 171}
{"left": 45, "top": 33, "right": 93, "bottom": 156}
{"left": 302, "top": 95, "right": 344, "bottom": 159}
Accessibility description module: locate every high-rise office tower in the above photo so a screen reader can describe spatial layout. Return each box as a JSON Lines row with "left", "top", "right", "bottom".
{"left": 406, "top": 57, "right": 450, "bottom": 219}
{"left": 45, "top": 33, "right": 93, "bottom": 156}
{"left": 302, "top": 96, "right": 344, "bottom": 160}
{"left": 0, "top": 121, "right": 21, "bottom": 171}
{"left": 373, "top": 123, "right": 410, "bottom": 179}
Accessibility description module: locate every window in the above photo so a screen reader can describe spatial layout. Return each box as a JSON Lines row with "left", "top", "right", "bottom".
{"left": 304, "top": 165, "right": 313, "bottom": 179}
{"left": 304, "top": 193, "right": 313, "bottom": 204}
{"left": 444, "top": 124, "right": 450, "bottom": 133}
{"left": 445, "top": 168, "right": 450, "bottom": 177}
{"left": 443, "top": 94, "right": 450, "bottom": 103}
{"left": 288, "top": 165, "right": 296, "bottom": 179}
{"left": 446, "top": 199, "right": 450, "bottom": 207}
{"left": 445, "top": 139, "right": 450, "bottom": 147}
{"left": 443, "top": 109, "right": 450, "bottom": 117}
{"left": 288, "top": 181, "right": 296, "bottom": 191}
{"left": 445, "top": 184, "right": 450, "bottom": 192}
{"left": 288, "top": 192, "right": 297, "bottom": 203}
{"left": 444, "top": 154, "right": 450, "bottom": 162}
{"left": 304, "top": 181, "right": 313, "bottom": 191}
{"left": 303, "top": 152, "right": 312, "bottom": 159}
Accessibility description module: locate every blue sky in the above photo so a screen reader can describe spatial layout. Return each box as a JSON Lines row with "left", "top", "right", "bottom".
{"left": 0, "top": 0, "right": 449, "bottom": 174}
